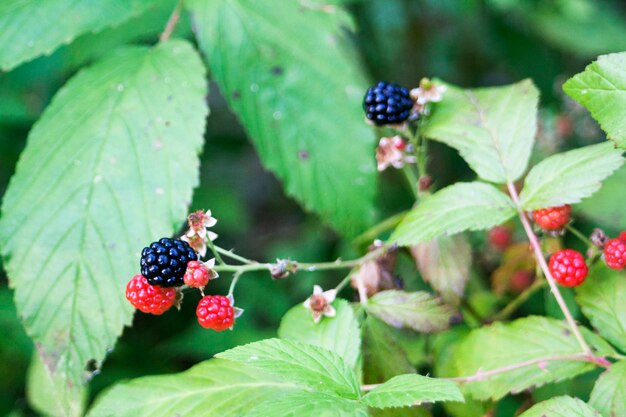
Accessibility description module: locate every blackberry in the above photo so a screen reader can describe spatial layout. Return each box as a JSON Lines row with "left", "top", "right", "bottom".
{"left": 363, "top": 81, "right": 414, "bottom": 126}
{"left": 140, "top": 238, "right": 198, "bottom": 287}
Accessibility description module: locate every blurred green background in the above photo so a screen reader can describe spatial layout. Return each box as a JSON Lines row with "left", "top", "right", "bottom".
{"left": 1, "top": 0, "right": 626, "bottom": 415}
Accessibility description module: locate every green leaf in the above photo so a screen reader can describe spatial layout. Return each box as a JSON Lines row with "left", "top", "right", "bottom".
{"left": 366, "top": 290, "right": 456, "bottom": 333}
{"left": 390, "top": 182, "right": 516, "bottom": 246}
{"left": 278, "top": 299, "right": 360, "bottom": 369}
{"left": 454, "top": 316, "right": 613, "bottom": 401}
{"left": 576, "top": 264, "right": 626, "bottom": 352}
{"left": 519, "top": 142, "right": 624, "bottom": 210}
{"left": 412, "top": 234, "right": 471, "bottom": 305}
{"left": 217, "top": 338, "right": 360, "bottom": 399}
{"left": 0, "top": 40, "right": 207, "bottom": 411}
{"left": 362, "top": 374, "right": 463, "bottom": 409}
{"left": 564, "top": 52, "right": 626, "bottom": 149}
{"left": 86, "top": 359, "right": 302, "bottom": 417}
{"left": 362, "top": 316, "right": 415, "bottom": 384}
{"left": 26, "top": 352, "right": 86, "bottom": 417}
{"left": 0, "top": 0, "right": 156, "bottom": 71}
{"left": 423, "top": 79, "right": 539, "bottom": 183}
{"left": 590, "top": 360, "right": 626, "bottom": 417}
{"left": 244, "top": 391, "right": 368, "bottom": 417}
{"left": 186, "top": 0, "right": 376, "bottom": 236}
{"left": 518, "top": 396, "right": 600, "bottom": 417}
{"left": 577, "top": 165, "right": 626, "bottom": 233}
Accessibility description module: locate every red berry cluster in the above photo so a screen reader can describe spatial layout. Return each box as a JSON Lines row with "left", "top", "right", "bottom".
{"left": 533, "top": 205, "right": 571, "bottom": 231}
{"left": 196, "top": 295, "right": 235, "bottom": 331}
{"left": 125, "top": 274, "right": 177, "bottom": 315}
{"left": 548, "top": 249, "right": 588, "bottom": 287}
{"left": 604, "top": 232, "right": 626, "bottom": 270}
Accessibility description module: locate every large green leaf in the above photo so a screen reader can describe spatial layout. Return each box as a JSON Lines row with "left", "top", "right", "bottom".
{"left": 412, "top": 234, "right": 471, "bottom": 305}
{"left": 87, "top": 359, "right": 302, "bottom": 417}
{"left": 390, "top": 182, "right": 516, "bottom": 246}
{"left": 590, "top": 360, "right": 626, "bottom": 417}
{"left": 278, "top": 299, "right": 361, "bottom": 369}
{"left": 362, "top": 374, "right": 463, "bottom": 409}
{"left": 217, "top": 339, "right": 360, "bottom": 399}
{"left": 26, "top": 353, "right": 86, "bottom": 417}
{"left": 366, "top": 290, "right": 456, "bottom": 333}
{"left": 0, "top": 0, "right": 156, "bottom": 71}
{"left": 0, "top": 40, "right": 207, "bottom": 411}
{"left": 244, "top": 392, "right": 368, "bottom": 417}
{"left": 564, "top": 52, "right": 626, "bottom": 149}
{"left": 518, "top": 396, "right": 600, "bottom": 417}
{"left": 454, "top": 316, "right": 613, "bottom": 401}
{"left": 576, "top": 264, "right": 626, "bottom": 352}
{"left": 577, "top": 165, "right": 626, "bottom": 233}
{"left": 362, "top": 317, "right": 415, "bottom": 384}
{"left": 519, "top": 142, "right": 624, "bottom": 210}
{"left": 423, "top": 79, "right": 538, "bottom": 183}
{"left": 186, "top": 0, "right": 376, "bottom": 236}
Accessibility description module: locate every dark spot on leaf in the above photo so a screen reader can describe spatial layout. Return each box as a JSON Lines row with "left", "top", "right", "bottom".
{"left": 167, "top": 95, "right": 173, "bottom": 102}
{"left": 449, "top": 313, "right": 463, "bottom": 325}
{"left": 85, "top": 359, "right": 98, "bottom": 373}
{"left": 271, "top": 66, "right": 284, "bottom": 76}
{"left": 563, "top": 329, "right": 571, "bottom": 336}
{"left": 233, "top": 90, "right": 241, "bottom": 100}
{"left": 165, "top": 120, "right": 171, "bottom": 127}
{"left": 298, "top": 150, "right": 309, "bottom": 160}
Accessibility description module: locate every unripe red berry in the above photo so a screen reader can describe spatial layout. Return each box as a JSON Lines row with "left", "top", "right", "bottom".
{"left": 196, "top": 295, "right": 234, "bottom": 331}
{"left": 618, "top": 231, "right": 626, "bottom": 241}
{"left": 488, "top": 226, "right": 512, "bottom": 251}
{"left": 604, "top": 238, "right": 626, "bottom": 270}
{"left": 532, "top": 205, "right": 571, "bottom": 231}
{"left": 510, "top": 270, "right": 535, "bottom": 293}
{"left": 184, "top": 261, "right": 210, "bottom": 288}
{"left": 548, "top": 249, "right": 588, "bottom": 287}
{"left": 125, "top": 274, "right": 177, "bottom": 315}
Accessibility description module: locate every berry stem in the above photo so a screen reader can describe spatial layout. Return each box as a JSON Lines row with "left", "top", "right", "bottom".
{"left": 228, "top": 270, "right": 243, "bottom": 297}
{"left": 565, "top": 224, "right": 594, "bottom": 248}
{"left": 214, "top": 246, "right": 256, "bottom": 265}
{"left": 507, "top": 182, "right": 592, "bottom": 356}
{"left": 401, "top": 165, "right": 419, "bottom": 199}
{"left": 491, "top": 277, "right": 547, "bottom": 322}
{"left": 352, "top": 210, "right": 408, "bottom": 247}
{"left": 159, "top": 1, "right": 183, "bottom": 42}
{"left": 334, "top": 272, "right": 353, "bottom": 293}
{"left": 206, "top": 238, "right": 225, "bottom": 265}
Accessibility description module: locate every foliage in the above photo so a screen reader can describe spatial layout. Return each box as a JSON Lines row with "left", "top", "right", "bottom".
{"left": 0, "top": 1, "right": 625, "bottom": 416}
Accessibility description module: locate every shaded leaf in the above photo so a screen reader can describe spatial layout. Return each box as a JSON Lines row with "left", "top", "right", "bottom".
{"left": 519, "top": 142, "right": 624, "bottom": 210}
{"left": 454, "top": 316, "right": 613, "bottom": 401}
{"left": 0, "top": 40, "right": 207, "bottom": 411}
{"left": 576, "top": 264, "right": 626, "bottom": 352}
{"left": 86, "top": 359, "right": 302, "bottom": 417}
{"left": 423, "top": 79, "right": 538, "bottom": 183}
{"left": 187, "top": 0, "right": 376, "bottom": 236}
{"left": 366, "top": 290, "right": 456, "bottom": 333}
{"left": 0, "top": 0, "right": 155, "bottom": 71}
{"left": 412, "top": 234, "right": 471, "bottom": 305}
{"left": 390, "top": 182, "right": 516, "bottom": 246}
{"left": 362, "top": 374, "right": 463, "bottom": 409}
{"left": 589, "top": 360, "right": 626, "bottom": 417}
{"left": 564, "top": 52, "right": 626, "bottom": 149}
{"left": 278, "top": 299, "right": 361, "bottom": 369}
{"left": 362, "top": 316, "right": 415, "bottom": 384}
{"left": 217, "top": 339, "right": 360, "bottom": 399}
{"left": 577, "top": 165, "right": 626, "bottom": 233}
{"left": 244, "top": 391, "right": 368, "bottom": 417}
{"left": 518, "top": 395, "right": 600, "bottom": 417}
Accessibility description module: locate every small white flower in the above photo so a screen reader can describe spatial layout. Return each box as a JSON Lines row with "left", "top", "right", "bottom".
{"left": 181, "top": 233, "right": 207, "bottom": 258}
{"left": 303, "top": 285, "right": 337, "bottom": 323}
{"left": 410, "top": 78, "right": 447, "bottom": 106}
{"left": 376, "top": 136, "right": 416, "bottom": 172}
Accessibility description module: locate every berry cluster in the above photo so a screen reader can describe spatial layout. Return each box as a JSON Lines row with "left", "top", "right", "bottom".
{"left": 533, "top": 205, "right": 571, "bottom": 231}
{"left": 125, "top": 211, "right": 241, "bottom": 331}
{"left": 363, "top": 81, "right": 414, "bottom": 126}
{"left": 548, "top": 249, "right": 588, "bottom": 287}
{"left": 604, "top": 232, "right": 626, "bottom": 270}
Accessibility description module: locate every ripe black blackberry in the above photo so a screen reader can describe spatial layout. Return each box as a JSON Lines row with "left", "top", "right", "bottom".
{"left": 140, "top": 238, "right": 198, "bottom": 287}
{"left": 363, "top": 81, "right": 414, "bottom": 126}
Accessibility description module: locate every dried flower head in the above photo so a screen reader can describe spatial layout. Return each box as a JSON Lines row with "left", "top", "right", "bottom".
{"left": 303, "top": 285, "right": 337, "bottom": 323}
{"left": 410, "top": 78, "right": 447, "bottom": 106}
{"left": 376, "top": 136, "right": 416, "bottom": 172}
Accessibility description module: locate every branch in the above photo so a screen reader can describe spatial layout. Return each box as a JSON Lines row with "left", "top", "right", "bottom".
{"left": 159, "top": 1, "right": 183, "bottom": 42}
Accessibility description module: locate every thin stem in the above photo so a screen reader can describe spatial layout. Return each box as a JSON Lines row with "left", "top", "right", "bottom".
{"left": 334, "top": 273, "right": 353, "bottom": 293}
{"left": 566, "top": 224, "right": 594, "bottom": 248}
{"left": 402, "top": 165, "right": 419, "bottom": 199}
{"left": 206, "top": 238, "right": 225, "bottom": 265}
{"left": 492, "top": 278, "right": 546, "bottom": 322}
{"left": 159, "top": 1, "right": 183, "bottom": 42}
{"left": 352, "top": 210, "right": 408, "bottom": 247}
{"left": 360, "top": 352, "right": 608, "bottom": 392}
{"left": 228, "top": 271, "right": 243, "bottom": 297}
{"left": 507, "top": 182, "right": 592, "bottom": 355}
{"left": 215, "top": 246, "right": 256, "bottom": 265}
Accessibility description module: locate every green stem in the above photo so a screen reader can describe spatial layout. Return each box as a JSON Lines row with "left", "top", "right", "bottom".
{"left": 334, "top": 273, "right": 353, "bottom": 293}
{"left": 352, "top": 210, "right": 408, "bottom": 247}
{"left": 215, "top": 246, "right": 255, "bottom": 265}
{"left": 206, "top": 238, "right": 225, "bottom": 265}
{"left": 228, "top": 271, "right": 243, "bottom": 297}
{"left": 159, "top": 1, "right": 183, "bottom": 42}
{"left": 566, "top": 224, "right": 594, "bottom": 248}
{"left": 492, "top": 278, "right": 547, "bottom": 322}
{"left": 402, "top": 165, "right": 419, "bottom": 199}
